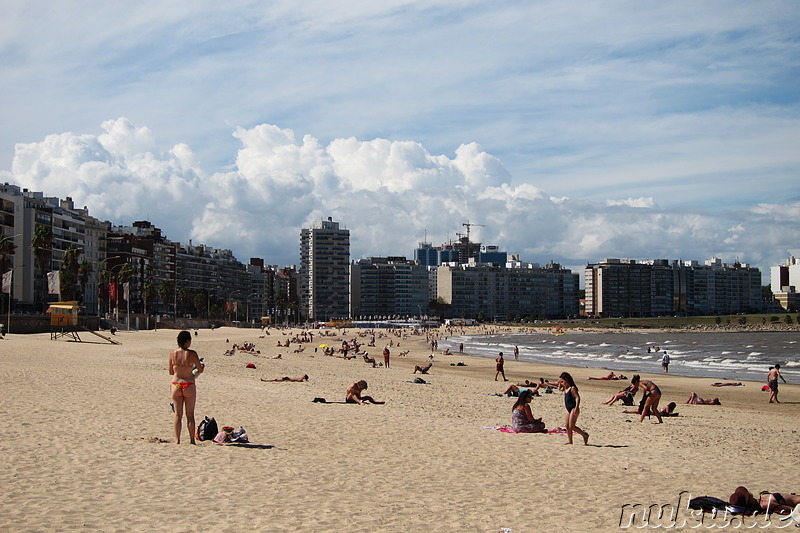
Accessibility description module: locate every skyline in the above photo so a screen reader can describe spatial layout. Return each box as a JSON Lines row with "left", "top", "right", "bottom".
{"left": 1, "top": 2, "right": 799, "bottom": 279}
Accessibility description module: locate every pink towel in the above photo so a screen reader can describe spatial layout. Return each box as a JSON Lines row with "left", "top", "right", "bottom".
{"left": 496, "top": 427, "right": 566, "bottom": 434}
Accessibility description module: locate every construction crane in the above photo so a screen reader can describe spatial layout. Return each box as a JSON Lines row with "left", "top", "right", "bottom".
{"left": 462, "top": 221, "right": 485, "bottom": 244}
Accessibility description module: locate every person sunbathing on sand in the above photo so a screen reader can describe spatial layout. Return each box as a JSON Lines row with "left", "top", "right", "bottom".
{"left": 261, "top": 374, "right": 309, "bottom": 382}
{"left": 729, "top": 486, "right": 799, "bottom": 515}
{"left": 588, "top": 372, "right": 626, "bottom": 380}
{"left": 602, "top": 384, "right": 637, "bottom": 405}
{"left": 685, "top": 392, "right": 720, "bottom": 405}
{"left": 413, "top": 363, "right": 433, "bottom": 374}
{"left": 345, "top": 380, "right": 384, "bottom": 405}
{"left": 623, "top": 401, "right": 678, "bottom": 417}
{"left": 711, "top": 382, "right": 743, "bottom": 387}
{"left": 362, "top": 353, "right": 377, "bottom": 367}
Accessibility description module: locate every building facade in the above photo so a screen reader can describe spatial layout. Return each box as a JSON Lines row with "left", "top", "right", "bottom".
{"left": 585, "top": 257, "right": 763, "bottom": 318}
{"left": 351, "top": 257, "right": 429, "bottom": 318}
{"left": 300, "top": 217, "right": 350, "bottom": 322}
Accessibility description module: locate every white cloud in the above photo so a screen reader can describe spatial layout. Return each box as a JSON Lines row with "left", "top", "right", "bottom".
{"left": 5, "top": 119, "right": 799, "bottom": 283}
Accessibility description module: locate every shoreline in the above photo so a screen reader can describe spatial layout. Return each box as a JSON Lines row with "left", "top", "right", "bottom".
{"left": 1, "top": 326, "right": 798, "bottom": 532}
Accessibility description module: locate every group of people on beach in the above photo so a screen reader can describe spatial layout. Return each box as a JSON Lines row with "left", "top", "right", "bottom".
{"left": 509, "top": 372, "right": 589, "bottom": 445}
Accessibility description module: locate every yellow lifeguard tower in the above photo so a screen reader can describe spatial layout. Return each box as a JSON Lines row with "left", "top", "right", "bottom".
{"left": 47, "top": 301, "right": 120, "bottom": 344}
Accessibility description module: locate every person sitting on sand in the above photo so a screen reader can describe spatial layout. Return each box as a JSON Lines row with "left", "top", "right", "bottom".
{"left": 261, "top": 374, "right": 309, "bottom": 382}
{"left": 510, "top": 389, "right": 546, "bottom": 433}
{"left": 362, "top": 353, "right": 377, "bottom": 367}
{"left": 631, "top": 375, "right": 663, "bottom": 423}
{"left": 413, "top": 362, "right": 433, "bottom": 374}
{"left": 711, "top": 382, "right": 743, "bottom": 387}
{"left": 345, "top": 380, "right": 384, "bottom": 405}
{"left": 442, "top": 348, "right": 452, "bottom": 355}
{"left": 685, "top": 392, "right": 721, "bottom": 405}
{"left": 729, "top": 486, "right": 799, "bottom": 515}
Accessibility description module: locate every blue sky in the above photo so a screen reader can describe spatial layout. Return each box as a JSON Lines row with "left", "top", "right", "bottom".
{"left": 1, "top": 1, "right": 798, "bottom": 280}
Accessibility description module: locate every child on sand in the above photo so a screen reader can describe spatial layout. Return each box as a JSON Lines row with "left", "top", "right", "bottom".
{"left": 558, "top": 372, "right": 589, "bottom": 445}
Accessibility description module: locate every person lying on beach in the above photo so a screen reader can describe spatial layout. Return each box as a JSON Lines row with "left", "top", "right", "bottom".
{"left": 413, "top": 363, "right": 433, "bottom": 374}
{"left": 623, "top": 401, "right": 678, "bottom": 417}
{"left": 261, "top": 375, "right": 309, "bottom": 382}
{"left": 511, "top": 389, "right": 546, "bottom": 433}
{"left": 711, "top": 382, "right": 743, "bottom": 387}
{"left": 685, "top": 392, "right": 720, "bottom": 405}
{"left": 345, "top": 380, "right": 384, "bottom": 405}
{"left": 501, "top": 384, "right": 528, "bottom": 397}
{"left": 588, "top": 372, "right": 627, "bottom": 380}
{"left": 602, "top": 384, "right": 637, "bottom": 405}
{"left": 729, "top": 486, "right": 799, "bottom": 515}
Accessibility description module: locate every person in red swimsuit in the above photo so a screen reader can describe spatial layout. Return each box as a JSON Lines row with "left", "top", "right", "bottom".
{"left": 169, "top": 330, "right": 204, "bottom": 444}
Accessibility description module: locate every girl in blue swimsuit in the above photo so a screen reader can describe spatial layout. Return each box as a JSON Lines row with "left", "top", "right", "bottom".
{"left": 631, "top": 375, "right": 663, "bottom": 424}
{"left": 558, "top": 372, "right": 589, "bottom": 445}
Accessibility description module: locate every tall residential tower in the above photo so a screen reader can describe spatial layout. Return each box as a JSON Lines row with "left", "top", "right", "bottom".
{"left": 300, "top": 217, "right": 350, "bottom": 322}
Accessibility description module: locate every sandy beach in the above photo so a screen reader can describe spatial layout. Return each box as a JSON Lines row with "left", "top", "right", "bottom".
{"left": 1, "top": 326, "right": 798, "bottom": 532}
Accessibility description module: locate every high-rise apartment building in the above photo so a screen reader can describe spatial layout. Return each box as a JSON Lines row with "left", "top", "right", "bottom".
{"left": 300, "top": 217, "right": 350, "bottom": 321}
{"left": 437, "top": 261, "right": 579, "bottom": 320}
{"left": 586, "top": 258, "right": 762, "bottom": 318}
{"left": 351, "top": 257, "right": 429, "bottom": 318}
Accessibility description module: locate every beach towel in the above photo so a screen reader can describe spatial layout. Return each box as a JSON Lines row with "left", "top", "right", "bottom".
{"left": 495, "top": 427, "right": 566, "bottom": 434}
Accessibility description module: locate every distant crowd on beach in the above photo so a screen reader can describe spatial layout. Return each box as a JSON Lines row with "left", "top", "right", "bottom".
{"left": 167, "top": 326, "right": 791, "bottom": 453}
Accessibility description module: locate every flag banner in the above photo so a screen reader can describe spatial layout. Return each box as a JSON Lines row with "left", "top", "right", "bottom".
{"left": 109, "top": 282, "right": 117, "bottom": 306}
{"left": 123, "top": 282, "right": 130, "bottom": 301}
{"left": 2, "top": 270, "right": 11, "bottom": 294}
{"left": 226, "top": 301, "right": 231, "bottom": 312}
{"left": 47, "top": 271, "right": 60, "bottom": 295}
{"left": 233, "top": 301, "right": 238, "bottom": 313}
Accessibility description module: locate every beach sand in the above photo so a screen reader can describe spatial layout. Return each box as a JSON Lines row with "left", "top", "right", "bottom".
{"left": 1, "top": 326, "right": 798, "bottom": 532}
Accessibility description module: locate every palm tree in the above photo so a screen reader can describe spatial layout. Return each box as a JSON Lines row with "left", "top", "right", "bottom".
{"left": 178, "top": 286, "right": 193, "bottom": 317}
{"left": 193, "top": 290, "right": 208, "bottom": 318}
{"left": 142, "top": 280, "right": 155, "bottom": 315}
{"left": 158, "top": 279, "right": 175, "bottom": 316}
{"left": 59, "top": 245, "right": 83, "bottom": 301}
{"left": 31, "top": 225, "right": 53, "bottom": 311}
{"left": 98, "top": 270, "right": 111, "bottom": 315}
{"left": 77, "top": 259, "right": 93, "bottom": 305}
{"left": 0, "top": 233, "right": 17, "bottom": 312}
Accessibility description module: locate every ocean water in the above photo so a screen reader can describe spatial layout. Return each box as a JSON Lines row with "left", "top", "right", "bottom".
{"left": 439, "top": 331, "right": 800, "bottom": 382}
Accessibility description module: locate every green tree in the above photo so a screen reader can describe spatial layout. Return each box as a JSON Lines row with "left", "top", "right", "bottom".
{"left": 158, "top": 279, "right": 175, "bottom": 316}
{"left": 59, "top": 245, "right": 83, "bottom": 301}
{"left": 142, "top": 280, "right": 156, "bottom": 315}
{"left": 178, "top": 287, "right": 194, "bottom": 317}
{"left": 193, "top": 290, "right": 208, "bottom": 318}
{"left": 31, "top": 224, "right": 53, "bottom": 310}
{"left": 784, "top": 314, "right": 793, "bottom": 325}
{"left": 77, "top": 259, "right": 93, "bottom": 304}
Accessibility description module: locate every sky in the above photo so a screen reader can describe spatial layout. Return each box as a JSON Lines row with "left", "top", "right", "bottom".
{"left": 1, "top": 1, "right": 799, "bottom": 282}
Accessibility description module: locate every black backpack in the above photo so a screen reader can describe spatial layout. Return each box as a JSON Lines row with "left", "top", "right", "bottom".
{"left": 197, "top": 416, "right": 218, "bottom": 441}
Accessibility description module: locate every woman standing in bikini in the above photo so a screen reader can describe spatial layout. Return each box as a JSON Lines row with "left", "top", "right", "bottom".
{"left": 558, "top": 372, "right": 589, "bottom": 445}
{"left": 169, "top": 330, "right": 204, "bottom": 444}
{"left": 631, "top": 375, "right": 663, "bottom": 423}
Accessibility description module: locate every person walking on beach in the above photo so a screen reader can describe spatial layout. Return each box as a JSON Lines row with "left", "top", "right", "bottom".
{"left": 514, "top": 345, "right": 519, "bottom": 361}
{"left": 383, "top": 344, "right": 390, "bottom": 369}
{"left": 661, "top": 351, "right": 670, "bottom": 373}
{"left": 169, "top": 330, "right": 204, "bottom": 444}
{"left": 558, "top": 372, "right": 589, "bottom": 445}
{"left": 767, "top": 364, "right": 787, "bottom": 403}
{"left": 495, "top": 352, "right": 508, "bottom": 381}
